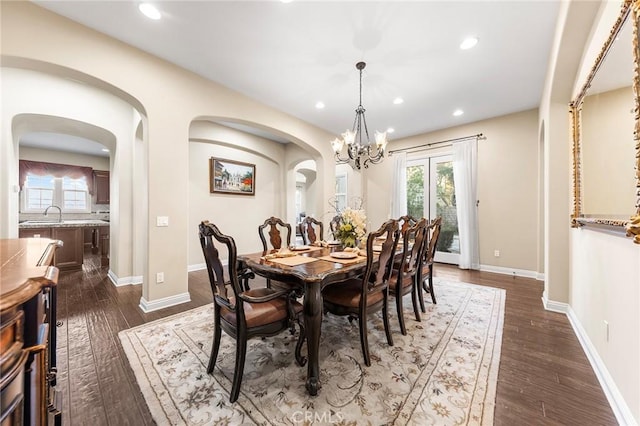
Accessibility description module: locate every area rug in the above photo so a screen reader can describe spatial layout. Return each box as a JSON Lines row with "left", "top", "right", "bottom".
{"left": 119, "top": 279, "right": 505, "bottom": 425}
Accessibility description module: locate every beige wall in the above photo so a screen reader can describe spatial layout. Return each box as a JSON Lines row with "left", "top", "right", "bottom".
{"left": 582, "top": 85, "right": 636, "bottom": 216}
{"left": 537, "top": 0, "right": 640, "bottom": 422}
{"left": 366, "top": 109, "right": 540, "bottom": 274}
{"left": 563, "top": 1, "right": 640, "bottom": 422}
{"left": 19, "top": 146, "right": 109, "bottom": 171}
{"left": 1, "top": 2, "right": 335, "bottom": 309}
{"left": 188, "top": 122, "right": 287, "bottom": 266}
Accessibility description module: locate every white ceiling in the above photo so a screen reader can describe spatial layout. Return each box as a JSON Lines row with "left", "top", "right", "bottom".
{"left": 30, "top": 0, "right": 562, "bottom": 150}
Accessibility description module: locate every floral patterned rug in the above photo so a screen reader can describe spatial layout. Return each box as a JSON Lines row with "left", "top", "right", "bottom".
{"left": 119, "top": 279, "right": 505, "bottom": 425}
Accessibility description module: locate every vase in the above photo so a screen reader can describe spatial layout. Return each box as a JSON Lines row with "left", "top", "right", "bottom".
{"left": 340, "top": 234, "right": 357, "bottom": 248}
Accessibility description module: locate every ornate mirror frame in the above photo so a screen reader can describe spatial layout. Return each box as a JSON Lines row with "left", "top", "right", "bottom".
{"left": 570, "top": 0, "right": 640, "bottom": 244}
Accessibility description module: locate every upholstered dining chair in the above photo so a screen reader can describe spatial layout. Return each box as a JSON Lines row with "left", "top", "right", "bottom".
{"left": 322, "top": 219, "right": 399, "bottom": 366}
{"left": 397, "top": 214, "right": 418, "bottom": 234}
{"left": 298, "top": 216, "right": 324, "bottom": 245}
{"left": 389, "top": 218, "right": 428, "bottom": 335}
{"left": 199, "top": 220, "right": 306, "bottom": 403}
{"left": 417, "top": 217, "right": 442, "bottom": 311}
{"left": 258, "top": 216, "right": 293, "bottom": 290}
{"left": 258, "top": 216, "right": 292, "bottom": 251}
{"left": 329, "top": 214, "right": 342, "bottom": 240}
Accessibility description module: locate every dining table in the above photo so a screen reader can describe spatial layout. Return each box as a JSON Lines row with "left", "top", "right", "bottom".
{"left": 237, "top": 244, "right": 372, "bottom": 396}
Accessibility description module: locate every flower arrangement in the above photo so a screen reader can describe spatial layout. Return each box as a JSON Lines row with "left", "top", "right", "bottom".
{"left": 335, "top": 207, "right": 367, "bottom": 248}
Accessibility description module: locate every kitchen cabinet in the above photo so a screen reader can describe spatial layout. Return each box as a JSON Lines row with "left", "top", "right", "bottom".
{"left": 93, "top": 170, "right": 110, "bottom": 204}
{"left": 19, "top": 227, "right": 83, "bottom": 271}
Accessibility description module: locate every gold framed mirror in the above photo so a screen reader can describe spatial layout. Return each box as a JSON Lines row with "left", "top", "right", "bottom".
{"left": 570, "top": 0, "right": 640, "bottom": 243}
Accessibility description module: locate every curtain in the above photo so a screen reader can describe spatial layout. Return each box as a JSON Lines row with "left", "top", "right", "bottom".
{"left": 19, "top": 160, "right": 94, "bottom": 194}
{"left": 452, "top": 139, "right": 479, "bottom": 270}
{"left": 391, "top": 152, "right": 407, "bottom": 219}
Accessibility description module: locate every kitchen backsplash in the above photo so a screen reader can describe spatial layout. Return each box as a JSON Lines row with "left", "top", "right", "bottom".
{"left": 19, "top": 205, "right": 110, "bottom": 222}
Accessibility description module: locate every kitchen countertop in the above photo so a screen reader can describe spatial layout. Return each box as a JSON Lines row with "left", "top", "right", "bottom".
{"left": 19, "top": 219, "right": 110, "bottom": 229}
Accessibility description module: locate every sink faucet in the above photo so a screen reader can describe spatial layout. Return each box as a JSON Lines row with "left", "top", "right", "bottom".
{"left": 44, "top": 205, "right": 62, "bottom": 223}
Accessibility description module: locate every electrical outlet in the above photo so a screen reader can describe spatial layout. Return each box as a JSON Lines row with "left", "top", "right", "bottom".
{"left": 156, "top": 272, "right": 164, "bottom": 283}
{"left": 494, "top": 250, "right": 500, "bottom": 257}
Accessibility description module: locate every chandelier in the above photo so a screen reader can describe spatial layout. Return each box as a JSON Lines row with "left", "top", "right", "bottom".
{"left": 331, "top": 62, "right": 388, "bottom": 170}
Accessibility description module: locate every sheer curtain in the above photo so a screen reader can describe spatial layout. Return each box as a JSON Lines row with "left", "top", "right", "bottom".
{"left": 391, "top": 152, "right": 407, "bottom": 218}
{"left": 452, "top": 139, "right": 479, "bottom": 270}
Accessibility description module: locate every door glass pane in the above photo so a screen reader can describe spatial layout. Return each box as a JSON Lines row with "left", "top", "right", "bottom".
{"left": 434, "top": 160, "right": 459, "bottom": 254}
{"left": 406, "top": 164, "right": 425, "bottom": 218}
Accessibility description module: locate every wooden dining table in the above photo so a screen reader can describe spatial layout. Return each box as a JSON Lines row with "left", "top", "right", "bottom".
{"left": 237, "top": 245, "right": 371, "bottom": 396}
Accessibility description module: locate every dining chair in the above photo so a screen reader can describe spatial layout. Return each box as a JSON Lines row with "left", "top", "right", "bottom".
{"left": 258, "top": 216, "right": 292, "bottom": 251}
{"left": 322, "top": 219, "right": 399, "bottom": 366}
{"left": 397, "top": 214, "right": 418, "bottom": 234}
{"left": 258, "top": 216, "right": 294, "bottom": 290}
{"left": 298, "top": 216, "right": 324, "bottom": 245}
{"left": 417, "top": 217, "right": 442, "bottom": 311}
{"left": 199, "top": 220, "right": 306, "bottom": 403}
{"left": 389, "top": 218, "right": 428, "bottom": 335}
{"left": 329, "top": 214, "right": 342, "bottom": 239}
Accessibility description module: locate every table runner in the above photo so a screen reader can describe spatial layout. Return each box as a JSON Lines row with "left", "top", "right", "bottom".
{"left": 268, "top": 255, "right": 319, "bottom": 267}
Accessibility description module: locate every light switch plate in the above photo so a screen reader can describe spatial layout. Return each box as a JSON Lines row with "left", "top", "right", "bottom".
{"left": 156, "top": 216, "right": 169, "bottom": 227}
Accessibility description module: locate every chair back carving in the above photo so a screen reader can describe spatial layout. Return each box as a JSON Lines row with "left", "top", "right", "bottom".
{"left": 363, "top": 219, "right": 399, "bottom": 296}
{"left": 258, "top": 217, "right": 292, "bottom": 251}
{"left": 397, "top": 215, "right": 418, "bottom": 234}
{"left": 425, "top": 217, "right": 442, "bottom": 264}
{"left": 199, "top": 221, "right": 244, "bottom": 319}
{"left": 329, "top": 214, "right": 342, "bottom": 239}
{"left": 298, "top": 216, "right": 324, "bottom": 245}
{"left": 401, "top": 218, "right": 428, "bottom": 275}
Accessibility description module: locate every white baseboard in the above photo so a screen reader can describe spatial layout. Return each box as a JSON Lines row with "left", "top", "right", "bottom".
{"left": 536, "top": 272, "right": 545, "bottom": 281}
{"left": 479, "top": 264, "right": 542, "bottom": 280}
{"left": 565, "top": 306, "right": 637, "bottom": 426}
{"left": 541, "top": 292, "right": 569, "bottom": 313}
{"left": 139, "top": 292, "right": 191, "bottom": 313}
{"left": 188, "top": 263, "right": 206, "bottom": 272}
{"left": 108, "top": 270, "right": 143, "bottom": 287}
{"left": 542, "top": 294, "right": 636, "bottom": 425}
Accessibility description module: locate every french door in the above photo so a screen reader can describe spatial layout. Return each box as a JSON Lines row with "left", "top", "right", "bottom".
{"left": 406, "top": 155, "right": 459, "bottom": 264}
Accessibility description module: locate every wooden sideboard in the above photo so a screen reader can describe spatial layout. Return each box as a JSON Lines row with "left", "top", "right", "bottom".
{"left": 0, "top": 238, "right": 63, "bottom": 425}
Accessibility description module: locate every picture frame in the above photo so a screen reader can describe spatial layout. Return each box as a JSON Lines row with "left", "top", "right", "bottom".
{"left": 209, "top": 157, "right": 256, "bottom": 195}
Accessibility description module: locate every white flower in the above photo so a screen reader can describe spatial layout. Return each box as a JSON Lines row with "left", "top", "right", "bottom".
{"left": 340, "top": 207, "right": 367, "bottom": 239}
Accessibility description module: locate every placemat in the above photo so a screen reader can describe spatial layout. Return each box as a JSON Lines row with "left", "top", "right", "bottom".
{"left": 318, "top": 254, "right": 366, "bottom": 265}
{"left": 268, "top": 255, "right": 319, "bottom": 266}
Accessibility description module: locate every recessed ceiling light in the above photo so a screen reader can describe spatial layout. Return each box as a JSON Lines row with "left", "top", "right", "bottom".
{"left": 460, "top": 36, "right": 478, "bottom": 50}
{"left": 386, "top": 127, "right": 395, "bottom": 133}
{"left": 102, "top": 148, "right": 110, "bottom": 152}
{"left": 315, "top": 101, "right": 325, "bottom": 109}
{"left": 393, "top": 97, "right": 404, "bottom": 105}
{"left": 139, "top": 3, "right": 161, "bottom": 20}
{"left": 453, "top": 109, "right": 464, "bottom": 117}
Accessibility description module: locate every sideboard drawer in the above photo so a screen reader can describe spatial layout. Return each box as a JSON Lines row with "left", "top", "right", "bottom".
{"left": 0, "top": 350, "right": 28, "bottom": 426}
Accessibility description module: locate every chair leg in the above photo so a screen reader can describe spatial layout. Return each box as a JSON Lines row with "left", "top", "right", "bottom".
{"left": 382, "top": 292, "right": 394, "bottom": 347}
{"left": 230, "top": 334, "right": 247, "bottom": 403}
{"left": 417, "top": 274, "right": 426, "bottom": 313}
{"left": 207, "top": 311, "right": 222, "bottom": 374}
{"left": 359, "top": 315, "right": 371, "bottom": 367}
{"left": 396, "top": 288, "right": 407, "bottom": 336}
{"left": 411, "top": 282, "right": 422, "bottom": 322}
{"left": 428, "top": 265, "right": 437, "bottom": 304}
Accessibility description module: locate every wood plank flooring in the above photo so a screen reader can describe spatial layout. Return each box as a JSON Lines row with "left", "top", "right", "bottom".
{"left": 53, "top": 253, "right": 617, "bottom": 425}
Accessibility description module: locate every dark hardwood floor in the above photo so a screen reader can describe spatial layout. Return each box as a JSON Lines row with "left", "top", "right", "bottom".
{"left": 53, "top": 253, "right": 617, "bottom": 425}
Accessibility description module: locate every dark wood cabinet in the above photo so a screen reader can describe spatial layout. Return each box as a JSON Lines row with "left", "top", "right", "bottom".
{"left": 0, "top": 238, "right": 62, "bottom": 426}
{"left": 93, "top": 170, "right": 110, "bottom": 205}
{"left": 19, "top": 227, "right": 83, "bottom": 271}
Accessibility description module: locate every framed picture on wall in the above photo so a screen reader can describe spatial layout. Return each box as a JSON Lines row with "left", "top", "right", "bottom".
{"left": 209, "top": 157, "right": 256, "bottom": 195}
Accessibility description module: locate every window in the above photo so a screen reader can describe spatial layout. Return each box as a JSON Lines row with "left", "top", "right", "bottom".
{"left": 335, "top": 173, "right": 347, "bottom": 212}
{"left": 22, "top": 173, "right": 90, "bottom": 213}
